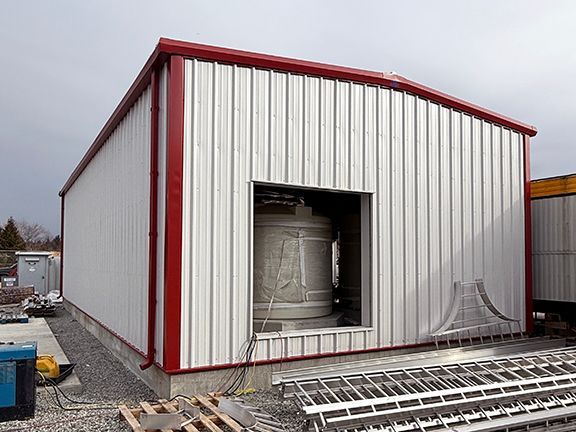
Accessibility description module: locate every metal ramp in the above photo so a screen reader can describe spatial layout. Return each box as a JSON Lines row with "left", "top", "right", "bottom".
{"left": 282, "top": 346, "right": 576, "bottom": 431}
{"left": 430, "top": 280, "right": 523, "bottom": 348}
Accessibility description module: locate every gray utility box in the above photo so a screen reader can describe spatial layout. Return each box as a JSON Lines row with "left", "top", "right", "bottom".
{"left": 16, "top": 252, "right": 59, "bottom": 295}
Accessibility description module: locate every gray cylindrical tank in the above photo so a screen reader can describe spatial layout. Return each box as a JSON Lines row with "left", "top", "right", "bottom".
{"left": 253, "top": 205, "right": 333, "bottom": 320}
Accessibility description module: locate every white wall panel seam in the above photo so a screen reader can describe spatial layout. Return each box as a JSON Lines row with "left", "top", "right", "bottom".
{"left": 64, "top": 86, "right": 152, "bottom": 352}
{"left": 155, "top": 64, "right": 168, "bottom": 365}
{"left": 180, "top": 60, "right": 192, "bottom": 367}
{"left": 533, "top": 195, "right": 576, "bottom": 302}
{"left": 179, "top": 58, "right": 526, "bottom": 367}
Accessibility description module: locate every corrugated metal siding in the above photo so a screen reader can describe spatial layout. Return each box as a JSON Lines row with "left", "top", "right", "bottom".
{"left": 180, "top": 59, "right": 526, "bottom": 368}
{"left": 64, "top": 86, "right": 154, "bottom": 352}
{"left": 532, "top": 195, "right": 576, "bottom": 302}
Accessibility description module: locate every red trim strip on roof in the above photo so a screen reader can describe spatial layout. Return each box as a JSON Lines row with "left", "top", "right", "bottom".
{"left": 158, "top": 38, "right": 537, "bottom": 136}
{"left": 524, "top": 135, "right": 534, "bottom": 334}
{"left": 163, "top": 56, "right": 185, "bottom": 371}
{"left": 59, "top": 46, "right": 167, "bottom": 196}
{"left": 60, "top": 38, "right": 536, "bottom": 197}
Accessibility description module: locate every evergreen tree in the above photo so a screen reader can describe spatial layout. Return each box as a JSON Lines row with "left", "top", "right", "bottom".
{"left": 49, "top": 235, "right": 61, "bottom": 251}
{"left": 0, "top": 217, "right": 26, "bottom": 251}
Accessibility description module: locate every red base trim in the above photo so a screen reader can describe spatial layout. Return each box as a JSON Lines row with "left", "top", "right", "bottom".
{"left": 163, "top": 342, "right": 435, "bottom": 374}
{"left": 162, "top": 333, "right": 524, "bottom": 375}
{"left": 60, "top": 300, "right": 529, "bottom": 377}
{"left": 65, "top": 298, "right": 147, "bottom": 359}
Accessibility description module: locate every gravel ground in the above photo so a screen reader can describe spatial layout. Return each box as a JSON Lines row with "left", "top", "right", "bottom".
{"left": 0, "top": 306, "right": 156, "bottom": 432}
{"left": 0, "top": 306, "right": 306, "bottom": 432}
{"left": 242, "top": 389, "right": 306, "bottom": 431}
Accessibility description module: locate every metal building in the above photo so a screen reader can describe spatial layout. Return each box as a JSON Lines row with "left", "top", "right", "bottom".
{"left": 532, "top": 174, "right": 576, "bottom": 304}
{"left": 59, "top": 38, "right": 537, "bottom": 396}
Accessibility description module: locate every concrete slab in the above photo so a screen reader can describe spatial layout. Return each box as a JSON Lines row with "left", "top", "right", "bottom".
{"left": 0, "top": 317, "right": 82, "bottom": 392}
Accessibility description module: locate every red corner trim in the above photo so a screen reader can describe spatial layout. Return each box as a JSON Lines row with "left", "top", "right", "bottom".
{"left": 524, "top": 135, "right": 534, "bottom": 333}
{"left": 163, "top": 55, "right": 185, "bottom": 370}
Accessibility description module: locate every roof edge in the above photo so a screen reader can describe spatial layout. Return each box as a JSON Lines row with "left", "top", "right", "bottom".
{"left": 60, "top": 38, "right": 537, "bottom": 196}
{"left": 532, "top": 173, "right": 576, "bottom": 183}
{"left": 159, "top": 38, "right": 537, "bottom": 137}
{"left": 59, "top": 42, "right": 166, "bottom": 196}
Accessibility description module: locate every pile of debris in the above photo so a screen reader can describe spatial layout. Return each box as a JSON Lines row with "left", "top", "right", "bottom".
{"left": 0, "top": 290, "right": 63, "bottom": 324}
{"left": 120, "top": 393, "right": 285, "bottom": 432}
{"left": 22, "top": 294, "right": 57, "bottom": 317}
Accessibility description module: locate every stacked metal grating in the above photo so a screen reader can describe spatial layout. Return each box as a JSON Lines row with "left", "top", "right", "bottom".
{"left": 281, "top": 346, "right": 576, "bottom": 431}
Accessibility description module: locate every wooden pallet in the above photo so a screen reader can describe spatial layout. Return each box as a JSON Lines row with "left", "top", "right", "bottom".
{"left": 119, "top": 394, "right": 243, "bottom": 432}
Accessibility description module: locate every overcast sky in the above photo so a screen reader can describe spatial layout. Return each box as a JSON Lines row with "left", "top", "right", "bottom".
{"left": 1, "top": 1, "right": 574, "bottom": 234}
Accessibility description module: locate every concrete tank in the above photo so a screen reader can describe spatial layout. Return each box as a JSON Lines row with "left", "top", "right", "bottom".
{"left": 253, "top": 205, "right": 333, "bottom": 320}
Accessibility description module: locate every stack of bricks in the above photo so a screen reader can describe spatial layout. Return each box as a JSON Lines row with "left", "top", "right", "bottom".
{"left": 0, "top": 286, "right": 34, "bottom": 305}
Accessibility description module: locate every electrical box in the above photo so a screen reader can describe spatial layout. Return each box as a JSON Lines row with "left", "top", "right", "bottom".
{"left": 0, "top": 342, "right": 36, "bottom": 422}
{"left": 16, "top": 252, "right": 59, "bottom": 295}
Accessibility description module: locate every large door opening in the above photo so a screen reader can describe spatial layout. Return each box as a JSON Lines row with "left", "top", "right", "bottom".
{"left": 252, "top": 183, "right": 371, "bottom": 333}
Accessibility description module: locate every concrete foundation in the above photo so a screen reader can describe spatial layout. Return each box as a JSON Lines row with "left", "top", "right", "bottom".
{"left": 64, "top": 300, "right": 171, "bottom": 396}
{"left": 65, "top": 300, "right": 439, "bottom": 398}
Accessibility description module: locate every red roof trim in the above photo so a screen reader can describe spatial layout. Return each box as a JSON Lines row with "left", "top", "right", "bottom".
{"left": 158, "top": 38, "right": 537, "bottom": 137}
{"left": 59, "top": 46, "right": 168, "bottom": 196}
{"left": 60, "top": 37, "right": 537, "bottom": 196}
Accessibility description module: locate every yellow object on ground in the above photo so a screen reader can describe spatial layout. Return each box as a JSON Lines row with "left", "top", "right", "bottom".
{"left": 36, "top": 355, "right": 60, "bottom": 379}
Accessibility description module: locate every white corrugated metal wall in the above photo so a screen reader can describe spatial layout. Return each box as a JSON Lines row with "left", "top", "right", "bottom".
{"left": 180, "top": 59, "right": 526, "bottom": 368}
{"left": 532, "top": 196, "right": 576, "bottom": 303}
{"left": 153, "top": 64, "right": 169, "bottom": 364}
{"left": 64, "top": 78, "right": 168, "bottom": 354}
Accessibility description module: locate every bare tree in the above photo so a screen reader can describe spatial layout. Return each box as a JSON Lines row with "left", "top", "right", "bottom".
{"left": 16, "top": 220, "right": 52, "bottom": 251}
